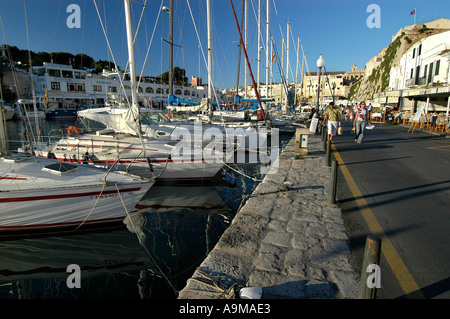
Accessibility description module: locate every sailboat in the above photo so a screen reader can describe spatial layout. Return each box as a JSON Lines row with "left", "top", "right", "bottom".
{"left": 0, "top": 3, "right": 155, "bottom": 233}
{"left": 37, "top": 0, "right": 225, "bottom": 182}
{"left": 0, "top": 98, "right": 154, "bottom": 233}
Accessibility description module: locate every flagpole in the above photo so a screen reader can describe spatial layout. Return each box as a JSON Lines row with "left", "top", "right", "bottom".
{"left": 414, "top": 8, "right": 416, "bottom": 25}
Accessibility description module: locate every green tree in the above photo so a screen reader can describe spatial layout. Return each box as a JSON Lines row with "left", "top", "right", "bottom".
{"left": 75, "top": 53, "right": 95, "bottom": 69}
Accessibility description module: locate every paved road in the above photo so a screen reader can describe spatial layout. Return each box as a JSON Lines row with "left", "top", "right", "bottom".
{"left": 332, "top": 121, "right": 450, "bottom": 299}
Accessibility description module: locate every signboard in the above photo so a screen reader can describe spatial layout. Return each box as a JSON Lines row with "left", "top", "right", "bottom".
{"left": 411, "top": 104, "right": 425, "bottom": 122}
{"left": 309, "top": 118, "right": 319, "bottom": 134}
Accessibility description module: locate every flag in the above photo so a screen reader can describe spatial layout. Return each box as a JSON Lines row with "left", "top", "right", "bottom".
{"left": 43, "top": 89, "right": 49, "bottom": 108}
{"left": 272, "top": 52, "right": 277, "bottom": 63}
{"left": 410, "top": 9, "right": 416, "bottom": 15}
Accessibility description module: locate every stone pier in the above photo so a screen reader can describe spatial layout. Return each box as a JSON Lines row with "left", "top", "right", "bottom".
{"left": 178, "top": 134, "right": 359, "bottom": 299}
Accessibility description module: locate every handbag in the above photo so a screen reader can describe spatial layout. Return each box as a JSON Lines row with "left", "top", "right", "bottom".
{"left": 338, "top": 127, "right": 343, "bottom": 135}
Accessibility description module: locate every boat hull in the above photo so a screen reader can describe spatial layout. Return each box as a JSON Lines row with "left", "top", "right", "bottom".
{"left": 46, "top": 109, "right": 78, "bottom": 120}
{"left": 0, "top": 182, "right": 151, "bottom": 231}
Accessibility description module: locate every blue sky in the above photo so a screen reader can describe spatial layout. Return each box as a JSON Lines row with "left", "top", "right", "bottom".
{"left": 1, "top": 0, "right": 449, "bottom": 89}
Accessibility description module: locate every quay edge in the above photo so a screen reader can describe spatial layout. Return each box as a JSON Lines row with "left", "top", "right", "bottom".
{"left": 178, "top": 133, "right": 359, "bottom": 299}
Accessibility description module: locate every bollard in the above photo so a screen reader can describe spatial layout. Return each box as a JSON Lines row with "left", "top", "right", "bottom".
{"left": 328, "top": 160, "right": 337, "bottom": 204}
{"left": 321, "top": 123, "right": 326, "bottom": 141}
{"left": 323, "top": 126, "right": 328, "bottom": 151}
{"left": 325, "top": 140, "right": 331, "bottom": 166}
{"left": 358, "top": 235, "right": 381, "bottom": 299}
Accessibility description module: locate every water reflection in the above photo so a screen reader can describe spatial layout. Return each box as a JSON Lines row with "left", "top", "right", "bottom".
{"left": 0, "top": 183, "right": 235, "bottom": 299}
{"left": 1, "top": 119, "right": 293, "bottom": 299}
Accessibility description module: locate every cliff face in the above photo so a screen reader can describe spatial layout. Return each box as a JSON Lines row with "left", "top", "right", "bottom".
{"left": 350, "top": 26, "right": 448, "bottom": 101}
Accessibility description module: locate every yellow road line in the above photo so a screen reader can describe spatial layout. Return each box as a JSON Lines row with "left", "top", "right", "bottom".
{"left": 332, "top": 144, "right": 422, "bottom": 297}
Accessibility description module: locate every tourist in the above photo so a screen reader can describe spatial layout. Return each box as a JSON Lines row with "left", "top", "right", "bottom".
{"left": 322, "top": 102, "right": 341, "bottom": 142}
{"left": 353, "top": 101, "right": 370, "bottom": 144}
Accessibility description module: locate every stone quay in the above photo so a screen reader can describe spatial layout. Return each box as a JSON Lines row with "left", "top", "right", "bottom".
{"left": 178, "top": 133, "right": 359, "bottom": 299}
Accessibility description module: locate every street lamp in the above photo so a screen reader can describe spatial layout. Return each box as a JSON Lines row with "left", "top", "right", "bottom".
{"left": 315, "top": 54, "right": 325, "bottom": 117}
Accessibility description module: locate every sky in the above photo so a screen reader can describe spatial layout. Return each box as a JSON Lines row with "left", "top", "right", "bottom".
{"left": 1, "top": 0, "right": 449, "bottom": 90}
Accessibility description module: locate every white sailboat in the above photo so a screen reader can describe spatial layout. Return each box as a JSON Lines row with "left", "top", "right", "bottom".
{"left": 26, "top": 130, "right": 224, "bottom": 181}
{"left": 0, "top": 99, "right": 154, "bottom": 233}
{"left": 49, "top": 0, "right": 225, "bottom": 182}
{"left": 0, "top": 155, "right": 154, "bottom": 232}
{"left": 0, "top": 2, "right": 155, "bottom": 233}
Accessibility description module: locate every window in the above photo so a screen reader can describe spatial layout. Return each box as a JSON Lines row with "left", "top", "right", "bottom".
{"left": 435, "top": 60, "right": 440, "bottom": 76}
{"left": 62, "top": 70, "right": 73, "bottom": 78}
{"left": 51, "top": 82, "right": 60, "bottom": 91}
{"left": 74, "top": 71, "right": 85, "bottom": 79}
{"left": 156, "top": 88, "right": 163, "bottom": 94}
{"left": 67, "top": 83, "right": 85, "bottom": 92}
{"left": 175, "top": 89, "right": 182, "bottom": 95}
{"left": 184, "top": 90, "right": 190, "bottom": 96}
{"left": 108, "top": 86, "right": 117, "bottom": 93}
{"left": 93, "top": 85, "right": 102, "bottom": 92}
{"left": 415, "top": 66, "right": 420, "bottom": 84}
{"left": 42, "top": 162, "right": 78, "bottom": 175}
{"left": 418, "top": 44, "right": 422, "bottom": 56}
{"left": 48, "top": 69, "right": 61, "bottom": 77}
{"left": 412, "top": 48, "right": 416, "bottom": 58}
{"left": 428, "top": 62, "right": 434, "bottom": 83}
{"left": 410, "top": 68, "right": 414, "bottom": 79}
{"left": 145, "top": 87, "right": 154, "bottom": 93}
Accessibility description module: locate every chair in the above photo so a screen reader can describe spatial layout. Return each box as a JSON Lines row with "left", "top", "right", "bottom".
{"left": 402, "top": 112, "right": 411, "bottom": 124}
{"left": 434, "top": 116, "right": 446, "bottom": 133}
{"left": 419, "top": 114, "right": 429, "bottom": 129}
{"left": 408, "top": 117, "right": 420, "bottom": 133}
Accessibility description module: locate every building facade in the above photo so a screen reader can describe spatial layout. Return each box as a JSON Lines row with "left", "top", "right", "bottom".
{"left": 376, "top": 30, "right": 450, "bottom": 113}
{"left": 29, "top": 62, "right": 222, "bottom": 108}
{"left": 300, "top": 64, "right": 365, "bottom": 101}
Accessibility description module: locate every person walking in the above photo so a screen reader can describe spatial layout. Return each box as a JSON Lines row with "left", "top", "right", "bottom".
{"left": 322, "top": 102, "right": 341, "bottom": 142}
{"left": 353, "top": 101, "right": 370, "bottom": 144}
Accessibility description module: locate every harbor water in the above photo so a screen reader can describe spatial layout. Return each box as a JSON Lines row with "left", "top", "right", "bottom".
{"left": 0, "top": 118, "right": 293, "bottom": 299}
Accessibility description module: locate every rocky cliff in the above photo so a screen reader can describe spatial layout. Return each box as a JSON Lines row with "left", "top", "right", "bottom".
{"left": 350, "top": 25, "right": 448, "bottom": 101}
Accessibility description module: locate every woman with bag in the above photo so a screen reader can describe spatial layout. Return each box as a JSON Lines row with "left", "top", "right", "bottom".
{"left": 353, "top": 101, "right": 370, "bottom": 144}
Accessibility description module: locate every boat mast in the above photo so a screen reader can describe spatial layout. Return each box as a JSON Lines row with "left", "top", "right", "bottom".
{"left": 0, "top": 95, "right": 9, "bottom": 157}
{"left": 168, "top": 0, "right": 174, "bottom": 96}
{"left": 207, "top": 0, "right": 213, "bottom": 120}
{"left": 124, "top": 0, "right": 141, "bottom": 132}
{"left": 244, "top": 0, "right": 248, "bottom": 99}
{"left": 257, "top": 0, "right": 261, "bottom": 93}
{"left": 265, "top": 0, "right": 270, "bottom": 99}
{"left": 230, "top": 0, "right": 266, "bottom": 124}
{"left": 235, "top": 0, "right": 245, "bottom": 97}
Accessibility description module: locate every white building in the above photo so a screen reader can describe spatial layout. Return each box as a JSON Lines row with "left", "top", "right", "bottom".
{"left": 389, "top": 30, "right": 450, "bottom": 91}
{"left": 31, "top": 62, "right": 221, "bottom": 108}
{"left": 373, "top": 30, "right": 450, "bottom": 113}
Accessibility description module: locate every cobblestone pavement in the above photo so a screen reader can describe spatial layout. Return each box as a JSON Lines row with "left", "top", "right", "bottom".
{"left": 178, "top": 134, "right": 359, "bottom": 299}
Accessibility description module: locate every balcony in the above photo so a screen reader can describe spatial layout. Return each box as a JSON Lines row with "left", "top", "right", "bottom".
{"left": 406, "top": 76, "right": 426, "bottom": 88}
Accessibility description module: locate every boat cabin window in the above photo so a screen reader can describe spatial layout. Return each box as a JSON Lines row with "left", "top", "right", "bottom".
{"left": 42, "top": 162, "right": 78, "bottom": 175}
{"left": 140, "top": 112, "right": 171, "bottom": 124}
